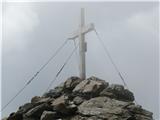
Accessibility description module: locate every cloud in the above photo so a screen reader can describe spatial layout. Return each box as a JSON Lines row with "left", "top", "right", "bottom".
{"left": 126, "top": 7, "right": 158, "bottom": 34}
{"left": 3, "top": 3, "right": 40, "bottom": 52}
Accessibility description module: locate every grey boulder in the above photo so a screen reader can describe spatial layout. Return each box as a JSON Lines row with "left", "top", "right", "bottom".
{"left": 40, "top": 111, "right": 57, "bottom": 120}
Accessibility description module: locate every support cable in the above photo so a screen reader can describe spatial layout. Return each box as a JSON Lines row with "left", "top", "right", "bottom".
{"left": 94, "top": 29, "right": 128, "bottom": 88}
{"left": 45, "top": 43, "right": 78, "bottom": 92}
{"left": 1, "top": 39, "right": 68, "bottom": 112}
{"left": 94, "top": 28, "right": 139, "bottom": 105}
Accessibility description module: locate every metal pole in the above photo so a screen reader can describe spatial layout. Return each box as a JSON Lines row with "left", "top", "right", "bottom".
{"left": 79, "top": 8, "right": 86, "bottom": 80}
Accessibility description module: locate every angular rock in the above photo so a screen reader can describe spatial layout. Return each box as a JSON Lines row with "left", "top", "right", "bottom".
{"left": 73, "top": 76, "right": 108, "bottom": 98}
{"left": 51, "top": 95, "right": 77, "bottom": 115}
{"left": 7, "top": 112, "right": 23, "bottom": 120}
{"left": 63, "top": 76, "right": 82, "bottom": 91}
{"left": 40, "top": 111, "right": 57, "bottom": 120}
{"left": 51, "top": 95, "right": 66, "bottom": 110}
{"left": 65, "top": 115, "right": 102, "bottom": 120}
{"left": 43, "top": 86, "right": 63, "bottom": 98}
{"left": 73, "top": 80, "right": 89, "bottom": 92}
{"left": 127, "top": 105, "right": 153, "bottom": 118}
{"left": 31, "top": 96, "right": 52, "bottom": 104}
{"left": 23, "top": 118, "right": 38, "bottom": 120}
{"left": 17, "top": 103, "right": 34, "bottom": 114}
{"left": 73, "top": 96, "right": 84, "bottom": 105}
{"left": 24, "top": 103, "right": 52, "bottom": 118}
{"left": 5, "top": 76, "right": 153, "bottom": 120}
{"left": 78, "top": 96, "right": 132, "bottom": 119}
{"left": 31, "top": 96, "right": 41, "bottom": 103}
{"left": 134, "top": 114, "right": 153, "bottom": 120}
{"left": 100, "top": 84, "right": 134, "bottom": 101}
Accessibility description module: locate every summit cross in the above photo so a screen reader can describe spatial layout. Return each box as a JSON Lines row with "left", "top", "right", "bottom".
{"left": 68, "top": 8, "right": 94, "bottom": 80}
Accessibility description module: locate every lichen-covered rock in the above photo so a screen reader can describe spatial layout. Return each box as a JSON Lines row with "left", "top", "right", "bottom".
{"left": 78, "top": 96, "right": 133, "bottom": 119}
{"left": 63, "top": 76, "right": 82, "bottom": 91}
{"left": 127, "top": 105, "right": 153, "bottom": 117}
{"left": 100, "top": 84, "right": 134, "bottom": 102}
{"left": 73, "top": 76, "right": 108, "bottom": 98}
{"left": 73, "top": 96, "right": 84, "bottom": 105}
{"left": 4, "top": 76, "right": 153, "bottom": 120}
{"left": 64, "top": 115, "right": 103, "bottom": 120}
{"left": 51, "top": 95, "right": 67, "bottom": 111}
{"left": 51, "top": 95, "right": 77, "bottom": 115}
{"left": 134, "top": 114, "right": 153, "bottom": 120}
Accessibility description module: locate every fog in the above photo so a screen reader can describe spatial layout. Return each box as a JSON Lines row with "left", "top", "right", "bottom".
{"left": 2, "top": 2, "right": 159, "bottom": 119}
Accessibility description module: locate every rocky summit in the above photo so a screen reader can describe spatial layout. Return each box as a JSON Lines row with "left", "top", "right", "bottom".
{"left": 5, "top": 76, "right": 153, "bottom": 120}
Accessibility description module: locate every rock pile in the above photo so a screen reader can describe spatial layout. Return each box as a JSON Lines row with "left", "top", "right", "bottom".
{"left": 6, "top": 76, "right": 153, "bottom": 120}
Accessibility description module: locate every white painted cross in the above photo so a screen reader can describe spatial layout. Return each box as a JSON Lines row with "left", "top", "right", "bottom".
{"left": 68, "top": 8, "right": 94, "bottom": 80}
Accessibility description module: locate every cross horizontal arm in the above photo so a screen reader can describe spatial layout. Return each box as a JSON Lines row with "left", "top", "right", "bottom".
{"left": 68, "top": 23, "right": 94, "bottom": 40}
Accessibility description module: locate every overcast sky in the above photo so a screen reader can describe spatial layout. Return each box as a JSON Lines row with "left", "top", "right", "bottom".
{"left": 1, "top": 2, "right": 159, "bottom": 119}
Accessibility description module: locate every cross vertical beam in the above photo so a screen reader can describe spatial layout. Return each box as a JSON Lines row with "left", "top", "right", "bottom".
{"left": 68, "top": 8, "right": 94, "bottom": 80}
{"left": 79, "top": 8, "right": 86, "bottom": 80}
